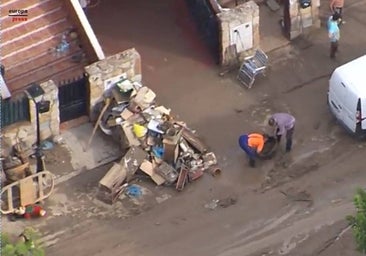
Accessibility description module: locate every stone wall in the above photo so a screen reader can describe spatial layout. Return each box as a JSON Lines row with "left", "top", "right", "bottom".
{"left": 288, "top": 0, "right": 321, "bottom": 40}
{"left": 217, "top": 1, "right": 260, "bottom": 66}
{"left": 2, "top": 80, "right": 60, "bottom": 149}
{"left": 33, "top": 80, "right": 60, "bottom": 140}
{"left": 85, "top": 48, "right": 142, "bottom": 120}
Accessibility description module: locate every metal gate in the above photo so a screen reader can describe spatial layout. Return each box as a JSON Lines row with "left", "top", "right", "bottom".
{"left": 58, "top": 75, "right": 89, "bottom": 123}
{"left": 1, "top": 94, "right": 30, "bottom": 127}
{"left": 185, "top": 0, "right": 220, "bottom": 64}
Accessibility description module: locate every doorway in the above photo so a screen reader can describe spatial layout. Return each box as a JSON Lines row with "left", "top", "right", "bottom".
{"left": 58, "top": 75, "right": 89, "bottom": 123}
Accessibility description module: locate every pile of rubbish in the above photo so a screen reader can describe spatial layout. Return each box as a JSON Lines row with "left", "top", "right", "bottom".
{"left": 97, "top": 79, "right": 220, "bottom": 203}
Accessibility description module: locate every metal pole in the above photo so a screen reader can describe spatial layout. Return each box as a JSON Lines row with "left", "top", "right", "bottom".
{"left": 34, "top": 100, "right": 44, "bottom": 173}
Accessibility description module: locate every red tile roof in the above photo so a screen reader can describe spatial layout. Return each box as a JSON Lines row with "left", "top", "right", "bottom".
{"left": 1, "top": 0, "right": 89, "bottom": 93}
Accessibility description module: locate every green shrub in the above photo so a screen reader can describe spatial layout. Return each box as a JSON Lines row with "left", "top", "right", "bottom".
{"left": 1, "top": 227, "right": 45, "bottom": 256}
{"left": 347, "top": 188, "right": 366, "bottom": 254}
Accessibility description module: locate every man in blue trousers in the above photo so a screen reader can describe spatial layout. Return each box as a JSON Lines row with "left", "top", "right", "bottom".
{"left": 239, "top": 133, "right": 267, "bottom": 168}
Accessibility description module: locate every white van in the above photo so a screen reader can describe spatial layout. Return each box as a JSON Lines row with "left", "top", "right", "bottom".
{"left": 328, "top": 55, "right": 366, "bottom": 138}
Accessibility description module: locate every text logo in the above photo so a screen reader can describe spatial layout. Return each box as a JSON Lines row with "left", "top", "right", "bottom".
{"left": 8, "top": 9, "right": 28, "bottom": 22}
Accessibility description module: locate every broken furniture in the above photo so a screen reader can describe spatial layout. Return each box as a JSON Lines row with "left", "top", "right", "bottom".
{"left": 1, "top": 171, "right": 55, "bottom": 215}
{"left": 121, "top": 146, "right": 148, "bottom": 181}
{"left": 2, "top": 141, "right": 34, "bottom": 184}
{"left": 98, "top": 163, "right": 127, "bottom": 204}
{"left": 237, "top": 49, "right": 269, "bottom": 89}
{"left": 3, "top": 162, "right": 30, "bottom": 183}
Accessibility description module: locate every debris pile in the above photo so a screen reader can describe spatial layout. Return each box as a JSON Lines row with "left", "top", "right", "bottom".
{"left": 97, "top": 79, "right": 220, "bottom": 203}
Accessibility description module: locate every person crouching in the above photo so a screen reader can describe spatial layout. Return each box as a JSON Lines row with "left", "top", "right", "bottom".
{"left": 239, "top": 133, "right": 267, "bottom": 168}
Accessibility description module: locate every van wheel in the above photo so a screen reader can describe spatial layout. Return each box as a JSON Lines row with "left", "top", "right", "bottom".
{"left": 355, "top": 125, "right": 366, "bottom": 140}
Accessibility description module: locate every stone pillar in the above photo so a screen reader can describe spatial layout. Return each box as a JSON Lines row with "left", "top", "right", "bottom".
{"left": 85, "top": 48, "right": 142, "bottom": 119}
{"left": 217, "top": 1, "right": 259, "bottom": 66}
{"left": 2, "top": 121, "right": 36, "bottom": 151}
{"left": 37, "top": 80, "right": 60, "bottom": 140}
{"left": 311, "top": 0, "right": 321, "bottom": 28}
{"left": 289, "top": 0, "right": 321, "bottom": 40}
{"left": 2, "top": 80, "right": 60, "bottom": 149}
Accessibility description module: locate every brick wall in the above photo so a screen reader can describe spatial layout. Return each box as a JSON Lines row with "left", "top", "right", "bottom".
{"left": 0, "top": 0, "right": 98, "bottom": 93}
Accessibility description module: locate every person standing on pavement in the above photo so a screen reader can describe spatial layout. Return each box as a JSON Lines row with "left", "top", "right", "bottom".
{"left": 327, "top": 13, "right": 341, "bottom": 59}
{"left": 268, "top": 113, "right": 296, "bottom": 152}
{"left": 79, "top": 0, "right": 88, "bottom": 14}
{"left": 238, "top": 133, "right": 268, "bottom": 168}
{"left": 330, "top": 0, "right": 344, "bottom": 24}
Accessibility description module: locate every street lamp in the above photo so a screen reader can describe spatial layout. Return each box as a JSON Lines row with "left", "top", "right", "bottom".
{"left": 25, "top": 83, "right": 50, "bottom": 173}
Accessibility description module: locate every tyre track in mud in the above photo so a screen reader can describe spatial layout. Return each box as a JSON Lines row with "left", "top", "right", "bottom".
{"left": 217, "top": 202, "right": 354, "bottom": 256}
{"left": 217, "top": 142, "right": 364, "bottom": 256}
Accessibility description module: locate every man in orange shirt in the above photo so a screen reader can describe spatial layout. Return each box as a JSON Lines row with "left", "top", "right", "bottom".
{"left": 330, "top": 0, "right": 344, "bottom": 23}
{"left": 238, "top": 133, "right": 267, "bottom": 168}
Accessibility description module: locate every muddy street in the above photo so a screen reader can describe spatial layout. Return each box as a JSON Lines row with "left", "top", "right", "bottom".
{"left": 4, "top": 0, "right": 366, "bottom": 255}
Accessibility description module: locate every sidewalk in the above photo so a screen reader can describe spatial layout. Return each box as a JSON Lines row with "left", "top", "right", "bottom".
{"left": 2, "top": 122, "right": 122, "bottom": 236}
{"left": 50, "top": 122, "right": 122, "bottom": 183}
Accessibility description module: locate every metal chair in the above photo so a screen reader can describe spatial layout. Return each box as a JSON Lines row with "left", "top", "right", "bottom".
{"left": 237, "top": 49, "right": 269, "bottom": 89}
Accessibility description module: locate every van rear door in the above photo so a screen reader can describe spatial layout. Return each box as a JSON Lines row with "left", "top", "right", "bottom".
{"left": 361, "top": 98, "right": 366, "bottom": 129}
{"left": 341, "top": 87, "right": 358, "bottom": 132}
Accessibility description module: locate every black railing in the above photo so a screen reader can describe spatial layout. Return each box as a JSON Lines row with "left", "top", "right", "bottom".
{"left": 1, "top": 94, "right": 30, "bottom": 127}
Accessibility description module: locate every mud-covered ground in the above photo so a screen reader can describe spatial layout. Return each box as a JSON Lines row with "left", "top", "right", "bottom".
{"left": 4, "top": 0, "right": 366, "bottom": 255}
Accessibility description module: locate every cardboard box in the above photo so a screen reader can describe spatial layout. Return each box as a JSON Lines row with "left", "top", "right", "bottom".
{"left": 121, "top": 123, "right": 141, "bottom": 147}
{"left": 120, "top": 108, "right": 134, "bottom": 120}
{"left": 163, "top": 129, "right": 182, "bottom": 164}
{"left": 139, "top": 160, "right": 166, "bottom": 185}
{"left": 120, "top": 146, "right": 148, "bottom": 180}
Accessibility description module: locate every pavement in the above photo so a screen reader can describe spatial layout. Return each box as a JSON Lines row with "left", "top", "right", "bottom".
{"left": 53, "top": 123, "right": 121, "bottom": 183}
{"left": 2, "top": 123, "right": 121, "bottom": 235}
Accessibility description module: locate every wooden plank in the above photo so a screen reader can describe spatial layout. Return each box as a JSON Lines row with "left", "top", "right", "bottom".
{"left": 7, "top": 188, "right": 13, "bottom": 212}
{"left": 20, "top": 178, "right": 37, "bottom": 206}
{"left": 176, "top": 167, "right": 189, "bottom": 191}
{"left": 120, "top": 146, "right": 148, "bottom": 180}
{"left": 181, "top": 128, "right": 208, "bottom": 153}
{"left": 99, "top": 163, "right": 126, "bottom": 190}
{"left": 139, "top": 160, "right": 166, "bottom": 185}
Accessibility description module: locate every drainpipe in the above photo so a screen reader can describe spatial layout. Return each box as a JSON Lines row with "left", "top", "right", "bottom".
{"left": 69, "top": 0, "right": 105, "bottom": 60}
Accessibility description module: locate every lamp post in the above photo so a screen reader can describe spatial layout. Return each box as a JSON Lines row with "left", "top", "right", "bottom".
{"left": 26, "top": 83, "right": 50, "bottom": 173}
